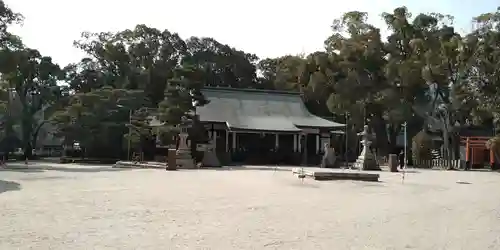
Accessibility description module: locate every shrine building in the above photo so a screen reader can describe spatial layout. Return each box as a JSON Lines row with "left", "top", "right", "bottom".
{"left": 196, "top": 87, "right": 344, "bottom": 165}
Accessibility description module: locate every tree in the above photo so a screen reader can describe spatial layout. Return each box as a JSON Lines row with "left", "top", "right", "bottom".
{"left": 257, "top": 55, "right": 306, "bottom": 91}
{"left": 324, "top": 11, "right": 391, "bottom": 153}
{"left": 74, "top": 25, "right": 188, "bottom": 107}
{"left": 0, "top": 1, "right": 23, "bottom": 153}
{"left": 185, "top": 37, "right": 259, "bottom": 88}
{"left": 158, "top": 63, "right": 208, "bottom": 125}
{"left": 381, "top": 7, "right": 470, "bottom": 162}
{"left": 464, "top": 8, "right": 500, "bottom": 125}
{"left": 50, "top": 87, "right": 148, "bottom": 158}
{"left": 0, "top": 0, "right": 23, "bottom": 43}
{"left": 0, "top": 44, "right": 64, "bottom": 158}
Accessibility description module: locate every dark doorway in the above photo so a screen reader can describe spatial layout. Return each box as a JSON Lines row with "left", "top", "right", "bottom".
{"left": 301, "top": 134, "right": 318, "bottom": 165}
{"left": 277, "top": 134, "right": 294, "bottom": 164}
{"left": 235, "top": 133, "right": 276, "bottom": 164}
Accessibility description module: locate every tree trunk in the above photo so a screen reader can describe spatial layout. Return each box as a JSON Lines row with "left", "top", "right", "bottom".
{"left": 387, "top": 124, "right": 401, "bottom": 154}
{"left": 371, "top": 113, "right": 389, "bottom": 156}
{"left": 31, "top": 121, "right": 46, "bottom": 153}
{"left": 21, "top": 117, "right": 33, "bottom": 159}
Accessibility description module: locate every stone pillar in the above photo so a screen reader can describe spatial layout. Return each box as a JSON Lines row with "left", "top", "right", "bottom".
{"left": 388, "top": 154, "right": 398, "bottom": 172}
{"left": 166, "top": 148, "right": 177, "bottom": 170}
{"left": 275, "top": 134, "right": 279, "bottom": 148}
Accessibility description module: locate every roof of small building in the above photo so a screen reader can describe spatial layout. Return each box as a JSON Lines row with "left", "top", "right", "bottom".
{"left": 196, "top": 87, "right": 344, "bottom": 132}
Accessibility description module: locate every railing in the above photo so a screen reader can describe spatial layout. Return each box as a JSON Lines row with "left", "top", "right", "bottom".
{"left": 430, "top": 149, "right": 442, "bottom": 160}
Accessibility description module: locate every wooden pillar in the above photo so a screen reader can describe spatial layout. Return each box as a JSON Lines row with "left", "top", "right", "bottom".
{"left": 275, "top": 133, "right": 279, "bottom": 148}
{"left": 155, "top": 127, "right": 160, "bottom": 145}
{"left": 225, "top": 130, "right": 229, "bottom": 152}
{"left": 298, "top": 134, "right": 302, "bottom": 152}
{"left": 316, "top": 134, "right": 320, "bottom": 153}
{"left": 465, "top": 137, "right": 470, "bottom": 162}
{"left": 490, "top": 148, "right": 495, "bottom": 166}
{"left": 211, "top": 131, "right": 217, "bottom": 146}
{"left": 232, "top": 132, "right": 237, "bottom": 150}
{"left": 293, "top": 134, "right": 297, "bottom": 152}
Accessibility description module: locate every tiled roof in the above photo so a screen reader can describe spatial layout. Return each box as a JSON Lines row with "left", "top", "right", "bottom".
{"left": 196, "top": 88, "right": 344, "bottom": 132}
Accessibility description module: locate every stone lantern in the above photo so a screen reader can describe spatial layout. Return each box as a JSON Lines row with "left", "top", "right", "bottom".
{"left": 354, "top": 125, "right": 380, "bottom": 170}
{"left": 175, "top": 117, "right": 195, "bottom": 169}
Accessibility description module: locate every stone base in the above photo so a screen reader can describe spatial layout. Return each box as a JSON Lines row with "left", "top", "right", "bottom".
{"left": 354, "top": 154, "right": 381, "bottom": 171}
{"left": 202, "top": 151, "right": 221, "bottom": 167}
{"left": 176, "top": 150, "right": 196, "bottom": 169}
{"left": 354, "top": 159, "right": 381, "bottom": 171}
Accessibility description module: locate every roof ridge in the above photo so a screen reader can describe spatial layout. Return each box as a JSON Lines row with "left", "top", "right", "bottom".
{"left": 202, "top": 87, "right": 301, "bottom": 96}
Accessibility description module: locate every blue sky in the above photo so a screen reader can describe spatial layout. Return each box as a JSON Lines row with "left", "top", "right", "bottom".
{"left": 4, "top": 0, "right": 499, "bottom": 66}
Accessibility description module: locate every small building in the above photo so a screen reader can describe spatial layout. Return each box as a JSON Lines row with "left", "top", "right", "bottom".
{"left": 196, "top": 88, "right": 344, "bottom": 165}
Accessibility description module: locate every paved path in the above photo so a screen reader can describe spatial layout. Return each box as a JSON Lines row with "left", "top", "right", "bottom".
{"left": 1, "top": 163, "right": 500, "bottom": 249}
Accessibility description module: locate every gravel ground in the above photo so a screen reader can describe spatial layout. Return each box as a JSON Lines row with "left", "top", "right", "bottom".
{"left": 1, "top": 163, "right": 500, "bottom": 250}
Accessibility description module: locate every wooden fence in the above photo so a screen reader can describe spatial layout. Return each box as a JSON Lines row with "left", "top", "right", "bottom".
{"left": 412, "top": 159, "right": 462, "bottom": 169}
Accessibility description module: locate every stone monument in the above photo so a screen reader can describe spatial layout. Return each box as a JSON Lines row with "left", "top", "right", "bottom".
{"left": 321, "top": 143, "right": 337, "bottom": 168}
{"left": 176, "top": 120, "right": 195, "bottom": 169}
{"left": 201, "top": 140, "right": 221, "bottom": 167}
{"left": 388, "top": 154, "right": 398, "bottom": 172}
{"left": 354, "top": 125, "right": 380, "bottom": 171}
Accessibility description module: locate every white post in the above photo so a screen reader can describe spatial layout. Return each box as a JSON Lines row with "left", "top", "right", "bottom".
{"left": 404, "top": 122, "right": 407, "bottom": 169}
{"left": 127, "top": 109, "right": 132, "bottom": 160}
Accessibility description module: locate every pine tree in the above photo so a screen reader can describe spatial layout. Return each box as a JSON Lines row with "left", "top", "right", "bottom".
{"left": 158, "top": 63, "right": 208, "bottom": 126}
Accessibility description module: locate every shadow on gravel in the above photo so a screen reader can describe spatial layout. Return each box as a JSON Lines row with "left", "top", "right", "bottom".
{"left": 354, "top": 181, "right": 386, "bottom": 187}
{"left": 402, "top": 169, "right": 421, "bottom": 174}
{"left": 0, "top": 180, "right": 21, "bottom": 194}
{"left": 1, "top": 164, "right": 130, "bottom": 173}
{"left": 0, "top": 168, "right": 45, "bottom": 173}
{"left": 287, "top": 182, "right": 321, "bottom": 188}
{"left": 465, "top": 169, "right": 500, "bottom": 173}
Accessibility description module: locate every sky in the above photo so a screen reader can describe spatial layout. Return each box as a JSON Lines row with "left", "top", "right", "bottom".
{"left": 4, "top": 0, "right": 499, "bottom": 66}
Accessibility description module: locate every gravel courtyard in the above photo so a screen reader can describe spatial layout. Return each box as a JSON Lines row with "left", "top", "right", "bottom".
{"left": 1, "top": 163, "right": 500, "bottom": 250}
